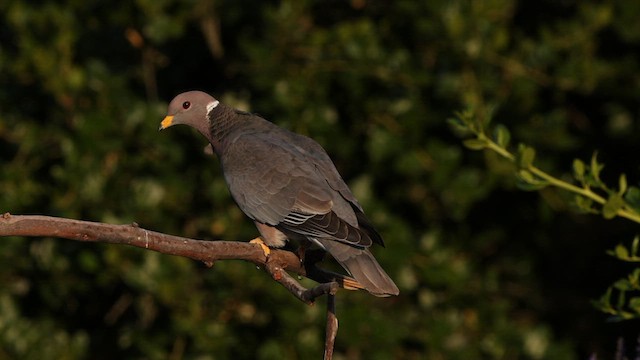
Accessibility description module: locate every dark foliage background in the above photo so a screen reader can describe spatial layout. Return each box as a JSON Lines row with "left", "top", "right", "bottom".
{"left": 2, "top": 0, "right": 640, "bottom": 359}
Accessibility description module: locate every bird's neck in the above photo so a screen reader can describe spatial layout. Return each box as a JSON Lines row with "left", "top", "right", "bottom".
{"left": 206, "top": 103, "right": 244, "bottom": 152}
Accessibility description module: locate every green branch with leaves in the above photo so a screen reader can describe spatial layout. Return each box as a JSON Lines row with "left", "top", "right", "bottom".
{"left": 449, "top": 109, "right": 640, "bottom": 320}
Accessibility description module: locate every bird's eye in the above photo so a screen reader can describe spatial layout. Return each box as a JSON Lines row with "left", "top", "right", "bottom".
{"left": 182, "top": 101, "right": 191, "bottom": 110}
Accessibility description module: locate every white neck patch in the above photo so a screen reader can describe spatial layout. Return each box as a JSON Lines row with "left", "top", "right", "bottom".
{"left": 206, "top": 100, "right": 220, "bottom": 114}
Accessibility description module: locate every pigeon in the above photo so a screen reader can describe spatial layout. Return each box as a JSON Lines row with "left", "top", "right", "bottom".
{"left": 160, "top": 91, "right": 399, "bottom": 297}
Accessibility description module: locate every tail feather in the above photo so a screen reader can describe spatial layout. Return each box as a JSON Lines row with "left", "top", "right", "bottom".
{"left": 316, "top": 239, "right": 399, "bottom": 297}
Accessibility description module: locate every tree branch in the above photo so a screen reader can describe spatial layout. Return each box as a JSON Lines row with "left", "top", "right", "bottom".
{"left": 0, "top": 212, "right": 355, "bottom": 356}
{"left": 324, "top": 293, "right": 339, "bottom": 360}
{"left": 0, "top": 213, "right": 356, "bottom": 304}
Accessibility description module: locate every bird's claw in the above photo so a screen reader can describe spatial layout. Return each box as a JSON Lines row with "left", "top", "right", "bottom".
{"left": 250, "top": 237, "right": 271, "bottom": 257}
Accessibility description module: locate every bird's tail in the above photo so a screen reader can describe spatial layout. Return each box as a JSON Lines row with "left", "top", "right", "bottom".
{"left": 316, "top": 239, "right": 399, "bottom": 297}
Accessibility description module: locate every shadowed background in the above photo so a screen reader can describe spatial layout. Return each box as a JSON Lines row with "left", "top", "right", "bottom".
{"left": 1, "top": 0, "right": 640, "bottom": 359}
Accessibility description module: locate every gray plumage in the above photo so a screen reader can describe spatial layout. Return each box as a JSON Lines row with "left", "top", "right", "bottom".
{"left": 160, "top": 90, "right": 399, "bottom": 297}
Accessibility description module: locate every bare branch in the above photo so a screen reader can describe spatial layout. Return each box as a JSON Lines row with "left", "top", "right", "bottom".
{"left": 0, "top": 213, "right": 356, "bottom": 304}
{"left": 324, "top": 293, "right": 339, "bottom": 360}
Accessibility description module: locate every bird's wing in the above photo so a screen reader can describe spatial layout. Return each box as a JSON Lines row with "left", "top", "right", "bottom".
{"left": 290, "top": 133, "right": 364, "bottom": 213}
{"left": 221, "top": 130, "right": 374, "bottom": 248}
{"left": 286, "top": 131, "right": 385, "bottom": 247}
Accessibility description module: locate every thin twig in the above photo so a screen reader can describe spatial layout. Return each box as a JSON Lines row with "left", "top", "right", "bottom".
{"left": 324, "top": 293, "right": 339, "bottom": 360}
{"left": 264, "top": 261, "right": 339, "bottom": 305}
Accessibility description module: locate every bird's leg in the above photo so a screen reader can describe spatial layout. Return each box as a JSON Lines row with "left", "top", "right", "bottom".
{"left": 252, "top": 222, "right": 288, "bottom": 258}
{"left": 249, "top": 237, "right": 271, "bottom": 257}
{"left": 295, "top": 240, "right": 312, "bottom": 264}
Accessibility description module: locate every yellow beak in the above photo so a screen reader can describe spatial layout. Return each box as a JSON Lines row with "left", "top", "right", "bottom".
{"left": 159, "top": 115, "right": 174, "bottom": 130}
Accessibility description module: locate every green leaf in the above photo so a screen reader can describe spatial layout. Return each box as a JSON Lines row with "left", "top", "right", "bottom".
{"left": 617, "top": 311, "right": 636, "bottom": 320}
{"left": 517, "top": 144, "right": 535, "bottom": 169}
{"left": 515, "top": 170, "right": 548, "bottom": 191}
{"left": 628, "top": 297, "right": 640, "bottom": 313}
{"left": 607, "top": 238, "right": 640, "bottom": 262}
{"left": 590, "top": 152, "right": 604, "bottom": 184}
{"left": 450, "top": 110, "right": 479, "bottom": 135}
{"left": 463, "top": 139, "right": 487, "bottom": 150}
{"left": 493, "top": 124, "right": 510, "bottom": 148}
{"left": 592, "top": 287, "right": 615, "bottom": 314}
{"left": 614, "top": 279, "right": 629, "bottom": 292}
{"left": 573, "top": 159, "right": 585, "bottom": 182}
{"left": 613, "top": 244, "right": 629, "bottom": 260}
{"left": 630, "top": 269, "right": 640, "bottom": 289}
{"left": 602, "top": 193, "right": 624, "bottom": 219}
{"left": 619, "top": 174, "right": 628, "bottom": 195}
{"left": 575, "top": 195, "right": 596, "bottom": 214}
{"left": 518, "top": 169, "right": 534, "bottom": 182}
{"left": 447, "top": 117, "right": 470, "bottom": 134}
{"left": 624, "top": 186, "right": 640, "bottom": 211}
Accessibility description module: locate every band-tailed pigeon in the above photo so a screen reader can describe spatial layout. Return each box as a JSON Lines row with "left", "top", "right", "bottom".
{"left": 160, "top": 91, "right": 399, "bottom": 297}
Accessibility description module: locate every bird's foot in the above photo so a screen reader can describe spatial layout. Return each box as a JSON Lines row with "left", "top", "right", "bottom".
{"left": 250, "top": 237, "right": 271, "bottom": 257}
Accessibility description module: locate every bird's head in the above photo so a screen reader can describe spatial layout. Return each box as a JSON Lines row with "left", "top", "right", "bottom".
{"left": 159, "top": 91, "right": 220, "bottom": 140}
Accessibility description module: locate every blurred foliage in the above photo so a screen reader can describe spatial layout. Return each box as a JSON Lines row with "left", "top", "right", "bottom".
{"left": 452, "top": 107, "right": 640, "bottom": 324}
{"left": 595, "top": 236, "right": 640, "bottom": 321}
{"left": 2, "top": 0, "right": 640, "bottom": 359}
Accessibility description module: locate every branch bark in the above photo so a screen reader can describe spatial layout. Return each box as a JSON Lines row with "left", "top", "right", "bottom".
{"left": 324, "top": 293, "right": 339, "bottom": 360}
{"left": 0, "top": 212, "right": 350, "bottom": 356}
{"left": 0, "top": 213, "right": 358, "bottom": 303}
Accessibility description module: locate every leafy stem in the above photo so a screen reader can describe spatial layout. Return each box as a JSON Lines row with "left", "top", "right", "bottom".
{"left": 450, "top": 108, "right": 640, "bottom": 321}
{"left": 450, "top": 110, "right": 640, "bottom": 224}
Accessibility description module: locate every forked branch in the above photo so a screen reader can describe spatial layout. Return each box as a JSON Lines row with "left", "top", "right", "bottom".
{"left": 0, "top": 213, "right": 355, "bottom": 304}
{"left": 0, "top": 212, "right": 352, "bottom": 358}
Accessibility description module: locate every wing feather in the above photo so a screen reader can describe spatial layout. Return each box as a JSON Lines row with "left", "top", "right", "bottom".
{"left": 220, "top": 125, "right": 381, "bottom": 247}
